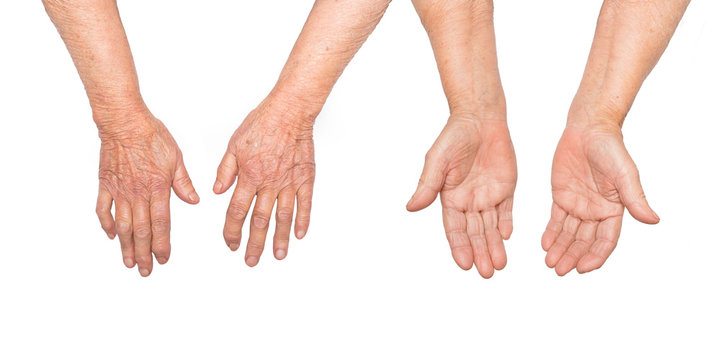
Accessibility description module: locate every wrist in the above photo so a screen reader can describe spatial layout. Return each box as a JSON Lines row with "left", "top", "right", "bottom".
{"left": 94, "top": 102, "right": 156, "bottom": 141}
{"left": 264, "top": 86, "right": 323, "bottom": 130}
{"left": 566, "top": 100, "right": 624, "bottom": 135}
{"left": 448, "top": 98, "right": 507, "bottom": 124}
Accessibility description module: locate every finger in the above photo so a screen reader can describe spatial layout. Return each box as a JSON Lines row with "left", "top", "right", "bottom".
{"left": 133, "top": 200, "right": 153, "bottom": 277}
{"left": 497, "top": 197, "right": 514, "bottom": 240}
{"left": 545, "top": 215, "right": 581, "bottom": 268}
{"left": 224, "top": 181, "right": 255, "bottom": 251}
{"left": 214, "top": 151, "right": 238, "bottom": 194}
{"left": 96, "top": 187, "right": 116, "bottom": 239}
{"left": 114, "top": 199, "right": 135, "bottom": 268}
{"left": 616, "top": 169, "right": 659, "bottom": 224}
{"left": 442, "top": 207, "right": 473, "bottom": 270}
{"left": 245, "top": 192, "right": 276, "bottom": 267}
{"left": 273, "top": 188, "right": 295, "bottom": 260}
{"left": 482, "top": 209, "right": 507, "bottom": 270}
{"left": 172, "top": 159, "right": 199, "bottom": 204}
{"left": 555, "top": 220, "right": 598, "bottom": 276}
{"left": 406, "top": 150, "right": 447, "bottom": 212}
{"left": 466, "top": 212, "right": 493, "bottom": 278}
{"left": 294, "top": 181, "right": 313, "bottom": 239}
{"left": 150, "top": 191, "right": 171, "bottom": 265}
{"left": 577, "top": 216, "right": 622, "bottom": 273}
{"left": 542, "top": 202, "right": 567, "bottom": 251}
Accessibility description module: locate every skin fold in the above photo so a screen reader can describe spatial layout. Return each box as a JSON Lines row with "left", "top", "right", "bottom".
{"left": 43, "top": 0, "right": 200, "bottom": 277}
{"left": 214, "top": 0, "right": 392, "bottom": 266}
{"left": 543, "top": 0, "right": 691, "bottom": 276}
{"left": 408, "top": 0, "right": 516, "bottom": 278}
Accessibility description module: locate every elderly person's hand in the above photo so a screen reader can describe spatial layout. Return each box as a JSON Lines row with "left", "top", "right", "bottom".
{"left": 408, "top": 115, "right": 516, "bottom": 278}
{"left": 213, "top": 0, "right": 391, "bottom": 266}
{"left": 44, "top": 0, "right": 199, "bottom": 276}
{"left": 542, "top": 0, "right": 689, "bottom": 274}
{"left": 96, "top": 109, "right": 198, "bottom": 276}
{"left": 214, "top": 100, "right": 314, "bottom": 266}
{"left": 543, "top": 121, "right": 657, "bottom": 275}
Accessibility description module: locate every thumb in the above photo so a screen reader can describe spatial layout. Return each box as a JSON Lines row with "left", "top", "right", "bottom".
{"left": 406, "top": 151, "right": 447, "bottom": 212}
{"left": 214, "top": 152, "right": 238, "bottom": 194}
{"left": 172, "top": 159, "right": 199, "bottom": 204}
{"left": 616, "top": 168, "right": 659, "bottom": 224}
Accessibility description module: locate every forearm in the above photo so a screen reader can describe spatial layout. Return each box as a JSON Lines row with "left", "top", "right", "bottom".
{"left": 412, "top": 0, "right": 505, "bottom": 119}
{"left": 43, "top": 0, "right": 145, "bottom": 127}
{"left": 570, "top": 0, "right": 691, "bottom": 127}
{"left": 268, "top": 0, "right": 391, "bottom": 123}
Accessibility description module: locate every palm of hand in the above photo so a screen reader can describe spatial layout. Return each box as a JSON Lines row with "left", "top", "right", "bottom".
{"left": 215, "top": 104, "right": 315, "bottom": 266}
{"left": 543, "top": 126, "right": 658, "bottom": 275}
{"left": 408, "top": 118, "right": 517, "bottom": 278}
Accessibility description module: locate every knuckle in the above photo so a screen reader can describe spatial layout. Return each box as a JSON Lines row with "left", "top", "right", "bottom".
{"left": 115, "top": 221, "right": 132, "bottom": 234}
{"left": 152, "top": 243, "right": 170, "bottom": 256}
{"left": 276, "top": 208, "right": 294, "bottom": 223}
{"left": 223, "top": 230, "right": 241, "bottom": 243}
{"left": 100, "top": 221, "right": 114, "bottom": 232}
{"left": 252, "top": 213, "right": 270, "bottom": 229}
{"left": 151, "top": 218, "right": 171, "bottom": 234}
{"left": 135, "top": 255, "right": 152, "bottom": 265}
{"left": 134, "top": 224, "right": 152, "bottom": 239}
{"left": 246, "top": 241, "right": 265, "bottom": 252}
{"left": 227, "top": 203, "right": 249, "bottom": 221}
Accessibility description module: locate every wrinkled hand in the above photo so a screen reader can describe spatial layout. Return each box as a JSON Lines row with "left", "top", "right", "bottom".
{"left": 407, "top": 116, "right": 517, "bottom": 278}
{"left": 95, "top": 109, "right": 199, "bottom": 277}
{"left": 542, "top": 123, "right": 659, "bottom": 276}
{"left": 214, "top": 101, "right": 315, "bottom": 266}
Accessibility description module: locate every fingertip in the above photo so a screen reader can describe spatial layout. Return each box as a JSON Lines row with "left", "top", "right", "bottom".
{"left": 213, "top": 180, "right": 224, "bottom": 194}
{"left": 452, "top": 249, "right": 474, "bottom": 270}
{"left": 499, "top": 224, "right": 513, "bottom": 240}
{"left": 275, "top": 248, "right": 287, "bottom": 260}
{"left": 296, "top": 229, "right": 306, "bottom": 239}
{"left": 188, "top": 191, "right": 200, "bottom": 204}
{"left": 479, "top": 267, "right": 494, "bottom": 279}
{"left": 246, "top": 256, "right": 259, "bottom": 267}
{"left": 492, "top": 255, "right": 507, "bottom": 271}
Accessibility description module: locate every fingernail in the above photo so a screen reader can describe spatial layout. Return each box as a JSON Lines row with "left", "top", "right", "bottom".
{"left": 275, "top": 249, "right": 287, "bottom": 260}
{"left": 139, "top": 268, "right": 150, "bottom": 277}
{"left": 107, "top": 232, "right": 116, "bottom": 239}
{"left": 213, "top": 181, "right": 222, "bottom": 193}
{"left": 157, "top": 256, "right": 168, "bottom": 264}
{"left": 228, "top": 242, "right": 239, "bottom": 251}
{"left": 296, "top": 230, "right": 306, "bottom": 239}
{"left": 123, "top": 257, "right": 134, "bottom": 268}
{"left": 189, "top": 191, "right": 199, "bottom": 203}
{"left": 246, "top": 256, "right": 259, "bottom": 267}
{"left": 652, "top": 210, "right": 660, "bottom": 221}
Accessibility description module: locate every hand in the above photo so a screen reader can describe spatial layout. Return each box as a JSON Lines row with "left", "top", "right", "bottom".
{"left": 95, "top": 109, "right": 199, "bottom": 277}
{"left": 542, "top": 122, "right": 659, "bottom": 276}
{"left": 407, "top": 115, "right": 517, "bottom": 278}
{"left": 214, "top": 100, "right": 315, "bottom": 266}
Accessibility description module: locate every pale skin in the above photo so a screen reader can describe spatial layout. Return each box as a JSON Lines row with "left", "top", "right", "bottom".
{"left": 543, "top": 0, "right": 691, "bottom": 275}
{"left": 43, "top": 0, "right": 200, "bottom": 277}
{"left": 214, "top": 0, "right": 392, "bottom": 267}
{"left": 408, "top": 0, "right": 516, "bottom": 278}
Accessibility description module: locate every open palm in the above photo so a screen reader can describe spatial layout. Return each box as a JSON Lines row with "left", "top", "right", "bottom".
{"left": 543, "top": 125, "right": 659, "bottom": 275}
{"left": 408, "top": 117, "right": 517, "bottom": 278}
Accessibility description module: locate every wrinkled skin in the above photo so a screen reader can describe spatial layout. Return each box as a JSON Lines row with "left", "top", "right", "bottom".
{"left": 95, "top": 109, "right": 199, "bottom": 277}
{"left": 542, "top": 123, "right": 659, "bottom": 276}
{"left": 407, "top": 115, "right": 517, "bottom": 278}
{"left": 214, "top": 100, "right": 315, "bottom": 266}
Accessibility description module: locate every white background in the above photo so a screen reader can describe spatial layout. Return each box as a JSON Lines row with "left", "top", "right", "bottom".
{"left": 1, "top": 1, "right": 718, "bottom": 359}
